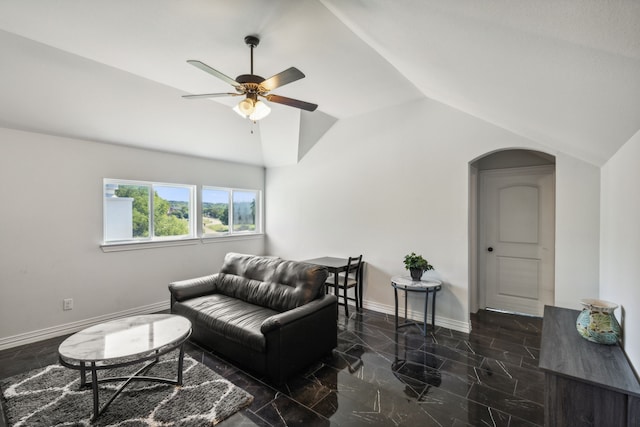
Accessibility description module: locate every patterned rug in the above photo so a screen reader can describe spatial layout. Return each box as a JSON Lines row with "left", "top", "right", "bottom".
{"left": 0, "top": 354, "right": 253, "bottom": 426}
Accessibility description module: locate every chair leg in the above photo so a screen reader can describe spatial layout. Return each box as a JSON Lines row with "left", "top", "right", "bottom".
{"left": 343, "top": 284, "right": 349, "bottom": 317}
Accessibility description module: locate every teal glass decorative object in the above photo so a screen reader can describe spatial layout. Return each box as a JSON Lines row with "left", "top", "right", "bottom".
{"left": 576, "top": 299, "right": 621, "bottom": 345}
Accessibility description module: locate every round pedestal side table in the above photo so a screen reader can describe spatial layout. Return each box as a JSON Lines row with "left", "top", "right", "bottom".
{"left": 391, "top": 275, "right": 442, "bottom": 336}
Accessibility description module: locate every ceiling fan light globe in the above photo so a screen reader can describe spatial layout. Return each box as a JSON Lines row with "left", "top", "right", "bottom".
{"left": 232, "top": 104, "right": 247, "bottom": 118}
{"left": 237, "top": 98, "right": 255, "bottom": 115}
{"left": 249, "top": 100, "right": 271, "bottom": 121}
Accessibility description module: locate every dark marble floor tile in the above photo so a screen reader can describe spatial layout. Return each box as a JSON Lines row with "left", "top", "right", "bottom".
{"left": 312, "top": 390, "right": 400, "bottom": 426}
{"left": 480, "top": 357, "right": 543, "bottom": 386}
{"left": 433, "top": 326, "right": 472, "bottom": 342}
{"left": 223, "top": 371, "right": 280, "bottom": 413}
{"left": 418, "top": 385, "right": 512, "bottom": 427}
{"left": 413, "top": 364, "right": 472, "bottom": 399}
{"left": 322, "top": 345, "right": 367, "bottom": 373}
{"left": 275, "top": 373, "right": 332, "bottom": 409}
{"left": 375, "top": 342, "right": 447, "bottom": 370}
{"left": 346, "top": 330, "right": 399, "bottom": 354}
{"left": 427, "top": 331, "right": 468, "bottom": 350}
{"left": 514, "top": 376, "right": 545, "bottom": 406}
{"left": 0, "top": 335, "right": 69, "bottom": 379}
{"left": 455, "top": 340, "right": 524, "bottom": 366}
{"left": 472, "top": 310, "right": 542, "bottom": 334}
{"left": 462, "top": 331, "right": 495, "bottom": 348}
{"left": 508, "top": 414, "right": 546, "bottom": 427}
{"left": 354, "top": 312, "right": 397, "bottom": 334}
{"left": 325, "top": 369, "right": 451, "bottom": 426}
{"left": 467, "top": 383, "right": 544, "bottom": 426}
{"left": 524, "top": 334, "right": 542, "bottom": 349}
{"left": 478, "top": 326, "right": 542, "bottom": 349}
{"left": 254, "top": 394, "right": 330, "bottom": 426}
{"left": 379, "top": 328, "right": 440, "bottom": 350}
{"left": 222, "top": 410, "right": 272, "bottom": 427}
{"left": 476, "top": 359, "right": 546, "bottom": 406}
{"left": 440, "top": 359, "right": 518, "bottom": 397}
{"left": 488, "top": 336, "right": 540, "bottom": 361}
{"left": 421, "top": 342, "right": 485, "bottom": 368}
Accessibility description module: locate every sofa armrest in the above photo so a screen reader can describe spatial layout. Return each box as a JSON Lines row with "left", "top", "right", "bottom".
{"left": 168, "top": 274, "right": 218, "bottom": 305}
{"left": 261, "top": 294, "right": 337, "bottom": 334}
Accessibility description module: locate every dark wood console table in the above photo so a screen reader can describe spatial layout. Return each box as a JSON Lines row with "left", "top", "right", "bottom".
{"left": 539, "top": 305, "right": 640, "bottom": 426}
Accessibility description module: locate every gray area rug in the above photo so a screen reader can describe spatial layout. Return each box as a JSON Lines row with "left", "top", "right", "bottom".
{"left": 0, "top": 354, "right": 253, "bottom": 426}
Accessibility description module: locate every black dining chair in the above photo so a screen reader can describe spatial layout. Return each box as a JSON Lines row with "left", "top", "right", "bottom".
{"left": 325, "top": 255, "right": 362, "bottom": 317}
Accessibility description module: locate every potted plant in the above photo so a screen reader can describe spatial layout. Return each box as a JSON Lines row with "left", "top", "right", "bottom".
{"left": 403, "top": 252, "right": 434, "bottom": 281}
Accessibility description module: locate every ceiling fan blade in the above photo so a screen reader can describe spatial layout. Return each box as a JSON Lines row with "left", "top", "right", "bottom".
{"left": 260, "top": 67, "right": 305, "bottom": 92}
{"left": 265, "top": 94, "right": 318, "bottom": 112}
{"left": 186, "top": 60, "right": 242, "bottom": 89}
{"left": 182, "top": 93, "right": 242, "bottom": 99}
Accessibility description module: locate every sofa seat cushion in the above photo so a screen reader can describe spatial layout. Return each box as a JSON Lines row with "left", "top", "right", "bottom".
{"left": 174, "top": 294, "right": 278, "bottom": 352}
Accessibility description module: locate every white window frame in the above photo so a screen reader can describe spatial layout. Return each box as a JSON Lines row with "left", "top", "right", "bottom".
{"left": 202, "top": 186, "right": 262, "bottom": 238}
{"left": 103, "top": 178, "right": 197, "bottom": 245}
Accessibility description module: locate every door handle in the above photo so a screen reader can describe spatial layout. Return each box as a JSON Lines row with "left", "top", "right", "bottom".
{"left": 487, "top": 247, "right": 493, "bottom": 252}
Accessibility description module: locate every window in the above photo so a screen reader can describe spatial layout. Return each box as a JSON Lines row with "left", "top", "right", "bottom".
{"left": 202, "top": 188, "right": 229, "bottom": 234}
{"left": 104, "top": 179, "right": 196, "bottom": 243}
{"left": 203, "top": 187, "right": 261, "bottom": 236}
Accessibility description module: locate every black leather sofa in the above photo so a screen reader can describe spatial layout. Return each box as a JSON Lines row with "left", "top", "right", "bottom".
{"left": 168, "top": 252, "right": 337, "bottom": 383}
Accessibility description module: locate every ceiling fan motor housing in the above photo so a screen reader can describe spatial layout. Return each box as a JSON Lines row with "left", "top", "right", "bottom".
{"left": 244, "top": 35, "right": 260, "bottom": 48}
{"left": 236, "top": 74, "right": 265, "bottom": 85}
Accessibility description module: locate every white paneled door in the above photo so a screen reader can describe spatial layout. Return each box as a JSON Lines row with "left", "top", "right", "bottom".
{"left": 479, "top": 166, "right": 555, "bottom": 316}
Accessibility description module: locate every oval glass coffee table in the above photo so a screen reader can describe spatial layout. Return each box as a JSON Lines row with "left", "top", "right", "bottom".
{"left": 58, "top": 314, "right": 192, "bottom": 422}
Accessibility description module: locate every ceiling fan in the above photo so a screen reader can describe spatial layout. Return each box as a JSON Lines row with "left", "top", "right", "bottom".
{"left": 183, "top": 35, "right": 318, "bottom": 121}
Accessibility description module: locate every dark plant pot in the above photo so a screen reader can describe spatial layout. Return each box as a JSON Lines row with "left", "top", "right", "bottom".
{"left": 409, "top": 268, "right": 423, "bottom": 281}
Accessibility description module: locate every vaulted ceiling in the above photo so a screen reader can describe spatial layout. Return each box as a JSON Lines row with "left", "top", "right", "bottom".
{"left": 1, "top": 1, "right": 639, "bottom": 167}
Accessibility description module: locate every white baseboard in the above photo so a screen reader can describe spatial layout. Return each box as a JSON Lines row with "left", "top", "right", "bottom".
{"left": 0, "top": 300, "right": 170, "bottom": 351}
{"left": 363, "top": 300, "right": 470, "bottom": 334}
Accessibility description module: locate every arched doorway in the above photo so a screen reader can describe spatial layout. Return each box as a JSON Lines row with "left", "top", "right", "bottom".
{"left": 469, "top": 149, "right": 556, "bottom": 317}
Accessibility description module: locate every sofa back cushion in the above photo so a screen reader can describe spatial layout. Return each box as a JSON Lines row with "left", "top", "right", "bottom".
{"left": 220, "top": 252, "right": 281, "bottom": 282}
{"left": 217, "top": 253, "right": 328, "bottom": 312}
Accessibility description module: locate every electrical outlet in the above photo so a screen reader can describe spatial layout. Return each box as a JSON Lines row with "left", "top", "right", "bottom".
{"left": 63, "top": 298, "right": 73, "bottom": 311}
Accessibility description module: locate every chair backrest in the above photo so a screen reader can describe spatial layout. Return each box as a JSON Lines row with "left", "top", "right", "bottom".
{"left": 343, "top": 255, "right": 363, "bottom": 286}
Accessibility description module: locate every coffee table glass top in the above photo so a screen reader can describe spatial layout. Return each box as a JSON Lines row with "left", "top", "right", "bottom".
{"left": 59, "top": 314, "right": 191, "bottom": 363}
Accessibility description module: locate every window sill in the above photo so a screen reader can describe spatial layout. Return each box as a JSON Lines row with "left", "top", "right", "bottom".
{"left": 101, "top": 238, "right": 200, "bottom": 252}
{"left": 201, "top": 233, "right": 265, "bottom": 244}
{"left": 100, "top": 233, "right": 264, "bottom": 252}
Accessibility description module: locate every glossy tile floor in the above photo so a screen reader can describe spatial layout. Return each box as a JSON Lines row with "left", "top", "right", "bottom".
{"left": 0, "top": 308, "right": 544, "bottom": 426}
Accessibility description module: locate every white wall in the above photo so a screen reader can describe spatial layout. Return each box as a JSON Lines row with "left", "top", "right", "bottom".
{"left": 601, "top": 129, "right": 640, "bottom": 372}
{"left": 266, "top": 97, "right": 601, "bottom": 331}
{"left": 555, "top": 153, "right": 601, "bottom": 308}
{"left": 0, "top": 127, "right": 265, "bottom": 349}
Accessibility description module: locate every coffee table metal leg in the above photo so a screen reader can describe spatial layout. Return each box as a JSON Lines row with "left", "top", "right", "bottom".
{"left": 90, "top": 362, "right": 99, "bottom": 422}
{"left": 79, "top": 361, "right": 87, "bottom": 387}
{"left": 177, "top": 344, "right": 185, "bottom": 386}
{"left": 78, "top": 351, "right": 188, "bottom": 422}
